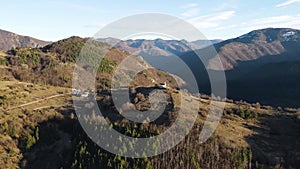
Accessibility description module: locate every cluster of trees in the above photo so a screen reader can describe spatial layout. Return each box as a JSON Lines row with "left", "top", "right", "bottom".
{"left": 97, "top": 58, "right": 117, "bottom": 74}
{"left": 9, "top": 47, "right": 40, "bottom": 65}
{"left": 59, "top": 117, "right": 253, "bottom": 169}
{"left": 25, "top": 127, "right": 39, "bottom": 150}
{"left": 66, "top": 121, "right": 156, "bottom": 169}
{"left": 52, "top": 92, "right": 254, "bottom": 169}
{"left": 225, "top": 106, "right": 259, "bottom": 120}
{"left": 239, "top": 108, "right": 258, "bottom": 120}
{"left": 42, "top": 36, "right": 86, "bottom": 63}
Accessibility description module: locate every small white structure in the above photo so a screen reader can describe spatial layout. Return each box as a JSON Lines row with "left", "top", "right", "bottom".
{"left": 81, "top": 91, "right": 89, "bottom": 98}
{"left": 72, "top": 88, "right": 81, "bottom": 96}
{"left": 159, "top": 82, "right": 167, "bottom": 89}
{"left": 72, "top": 88, "right": 91, "bottom": 97}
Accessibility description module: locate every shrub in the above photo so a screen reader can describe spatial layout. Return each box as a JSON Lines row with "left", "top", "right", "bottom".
{"left": 239, "top": 108, "right": 258, "bottom": 120}
{"left": 0, "top": 95, "right": 8, "bottom": 105}
{"left": 99, "top": 78, "right": 111, "bottom": 90}
{"left": 0, "top": 58, "right": 8, "bottom": 65}
{"left": 26, "top": 134, "right": 36, "bottom": 150}
{"left": 97, "top": 58, "right": 117, "bottom": 73}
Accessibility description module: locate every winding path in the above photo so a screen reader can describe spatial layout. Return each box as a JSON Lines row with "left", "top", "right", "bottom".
{"left": 6, "top": 93, "right": 71, "bottom": 110}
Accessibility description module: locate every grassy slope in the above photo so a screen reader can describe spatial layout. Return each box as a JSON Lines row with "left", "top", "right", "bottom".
{"left": 0, "top": 80, "right": 299, "bottom": 168}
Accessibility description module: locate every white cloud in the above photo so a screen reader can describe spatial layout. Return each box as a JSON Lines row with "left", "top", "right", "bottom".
{"left": 214, "top": 2, "right": 238, "bottom": 11}
{"left": 241, "top": 14, "right": 300, "bottom": 32}
{"left": 252, "top": 15, "right": 294, "bottom": 24}
{"left": 180, "top": 3, "right": 200, "bottom": 17}
{"left": 181, "top": 8, "right": 200, "bottom": 17}
{"left": 187, "top": 11, "right": 236, "bottom": 28}
{"left": 208, "top": 14, "right": 300, "bottom": 39}
{"left": 207, "top": 11, "right": 235, "bottom": 21}
{"left": 276, "top": 0, "right": 300, "bottom": 7}
{"left": 181, "top": 3, "right": 199, "bottom": 9}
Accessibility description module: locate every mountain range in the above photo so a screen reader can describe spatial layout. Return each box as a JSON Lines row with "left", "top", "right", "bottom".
{"left": 0, "top": 29, "right": 50, "bottom": 51}
{"left": 179, "top": 28, "right": 300, "bottom": 107}
{"left": 97, "top": 38, "right": 222, "bottom": 57}
{"left": 1, "top": 28, "right": 300, "bottom": 107}
{"left": 0, "top": 28, "right": 300, "bottom": 169}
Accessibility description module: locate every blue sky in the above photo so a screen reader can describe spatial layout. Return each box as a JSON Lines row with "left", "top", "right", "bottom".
{"left": 1, "top": 0, "right": 300, "bottom": 41}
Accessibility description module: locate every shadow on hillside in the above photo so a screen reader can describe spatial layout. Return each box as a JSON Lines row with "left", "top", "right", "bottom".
{"left": 178, "top": 41, "right": 300, "bottom": 108}
{"left": 18, "top": 106, "right": 77, "bottom": 169}
{"left": 220, "top": 49, "right": 300, "bottom": 108}
{"left": 244, "top": 112, "right": 300, "bottom": 168}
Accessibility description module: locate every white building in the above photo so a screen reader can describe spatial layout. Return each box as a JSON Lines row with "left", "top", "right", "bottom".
{"left": 159, "top": 82, "right": 167, "bottom": 89}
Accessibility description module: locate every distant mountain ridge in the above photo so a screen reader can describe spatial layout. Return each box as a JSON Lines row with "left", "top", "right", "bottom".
{"left": 179, "top": 28, "right": 300, "bottom": 107}
{"left": 208, "top": 28, "right": 300, "bottom": 70}
{"left": 180, "top": 28, "right": 300, "bottom": 73}
{"left": 97, "top": 38, "right": 222, "bottom": 75}
{"left": 0, "top": 29, "right": 50, "bottom": 51}
{"left": 97, "top": 38, "right": 222, "bottom": 57}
